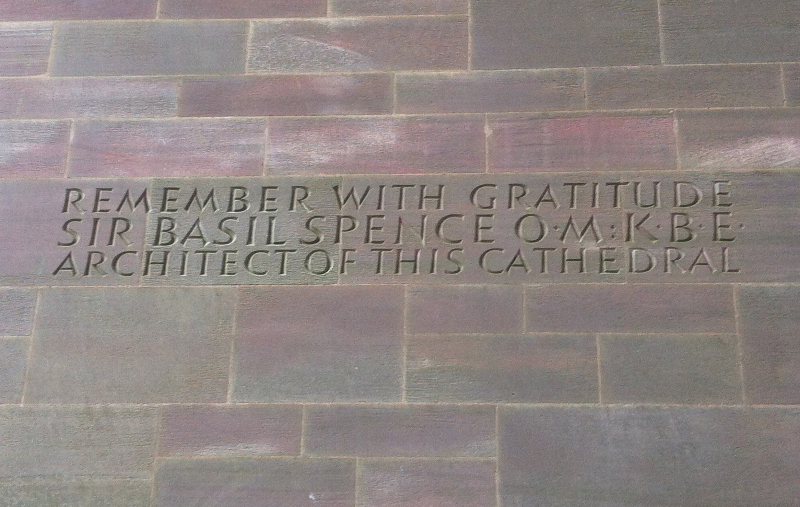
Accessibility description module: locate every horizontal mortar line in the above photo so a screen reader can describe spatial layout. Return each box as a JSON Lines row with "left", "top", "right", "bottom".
{"left": 156, "top": 455, "right": 494, "bottom": 462}
{"left": 300, "top": 454, "right": 496, "bottom": 460}
{"left": 5, "top": 70, "right": 393, "bottom": 80}
{"left": 585, "top": 62, "right": 786, "bottom": 70}
{"left": 0, "top": 335, "right": 30, "bottom": 339}
{"left": 594, "top": 332, "right": 737, "bottom": 336}
{"left": 49, "top": 14, "right": 466, "bottom": 24}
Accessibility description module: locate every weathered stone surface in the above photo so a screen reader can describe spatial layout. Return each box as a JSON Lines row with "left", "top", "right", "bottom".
{"left": 331, "top": 0, "right": 468, "bottom": 15}
{"left": 739, "top": 285, "right": 800, "bottom": 404}
{"left": 785, "top": 64, "right": 800, "bottom": 106}
{"left": 587, "top": 65, "right": 784, "bottom": 109}
{"left": 51, "top": 21, "right": 248, "bottom": 76}
{"left": 661, "top": 0, "right": 800, "bottom": 64}
{"left": 600, "top": 334, "right": 741, "bottom": 404}
{"left": 678, "top": 109, "right": 800, "bottom": 169}
{"left": 0, "top": 406, "right": 156, "bottom": 478}
{"left": 407, "top": 334, "right": 598, "bottom": 402}
{"left": 0, "top": 77, "right": 179, "bottom": 118}
{"left": 159, "top": 405, "right": 302, "bottom": 457}
{"left": 0, "top": 23, "right": 52, "bottom": 76}
{"left": 526, "top": 284, "right": 735, "bottom": 333}
{"left": 0, "top": 479, "right": 152, "bottom": 507}
{"left": 0, "top": 0, "right": 156, "bottom": 20}
{"left": 156, "top": 458, "right": 355, "bottom": 507}
{"left": 0, "top": 180, "right": 149, "bottom": 286}
{"left": 0, "top": 339, "right": 27, "bottom": 403}
{"left": 248, "top": 18, "right": 468, "bottom": 73}
{"left": 179, "top": 75, "right": 392, "bottom": 117}
{"left": 160, "top": 0, "right": 326, "bottom": 19}
{"left": 499, "top": 406, "right": 800, "bottom": 506}
{"left": 0, "top": 289, "right": 36, "bottom": 335}
{"left": 358, "top": 459, "right": 496, "bottom": 507}
{"left": 70, "top": 119, "right": 266, "bottom": 177}
{"left": 488, "top": 114, "right": 677, "bottom": 172}
{"left": 234, "top": 286, "right": 403, "bottom": 402}
{"left": 408, "top": 285, "right": 523, "bottom": 334}
{"left": 0, "top": 120, "right": 69, "bottom": 177}
{"left": 26, "top": 287, "right": 234, "bottom": 403}
{"left": 472, "top": 0, "right": 660, "bottom": 69}
{"left": 396, "top": 69, "right": 584, "bottom": 114}
{"left": 268, "top": 116, "right": 485, "bottom": 175}
{"left": 305, "top": 405, "right": 496, "bottom": 457}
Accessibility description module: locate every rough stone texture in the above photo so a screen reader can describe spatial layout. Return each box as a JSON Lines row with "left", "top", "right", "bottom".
{"left": 396, "top": 69, "right": 585, "bottom": 114}
{"left": 70, "top": 119, "right": 266, "bottom": 177}
{"left": 160, "top": 0, "right": 326, "bottom": 19}
{"left": 661, "top": 0, "right": 800, "bottom": 64}
{"left": 678, "top": 109, "right": 800, "bottom": 170}
{"left": 0, "top": 120, "right": 70, "bottom": 177}
{"left": 500, "top": 406, "right": 800, "bottom": 507}
{"left": 358, "top": 459, "right": 497, "bottom": 507}
{"left": 0, "top": 339, "right": 27, "bottom": 403}
{"left": 472, "top": 0, "right": 660, "bottom": 69}
{"left": 600, "top": 334, "right": 742, "bottom": 404}
{"left": 268, "top": 116, "right": 485, "bottom": 174}
{"left": 0, "top": 289, "right": 36, "bottom": 335}
{"left": 407, "top": 334, "right": 598, "bottom": 402}
{"left": 234, "top": 286, "right": 403, "bottom": 402}
{"left": 488, "top": 114, "right": 678, "bottom": 172}
{"left": 51, "top": 21, "right": 248, "bottom": 76}
{"left": 785, "top": 64, "right": 800, "bottom": 106}
{"left": 739, "top": 285, "right": 800, "bottom": 405}
{"left": 408, "top": 285, "right": 523, "bottom": 335}
{"left": 0, "top": 23, "right": 53, "bottom": 76}
{"left": 587, "top": 65, "right": 785, "bottom": 109}
{"left": 25, "top": 288, "right": 235, "bottom": 403}
{"left": 305, "top": 405, "right": 496, "bottom": 457}
{"left": 159, "top": 405, "right": 302, "bottom": 458}
{"left": 331, "top": 0, "right": 468, "bottom": 15}
{"left": 0, "top": 479, "right": 151, "bottom": 507}
{"left": 179, "top": 75, "right": 392, "bottom": 117}
{"left": 0, "top": 0, "right": 156, "bottom": 21}
{"left": 0, "top": 77, "right": 179, "bottom": 118}
{"left": 156, "top": 458, "right": 356, "bottom": 507}
{"left": 0, "top": 405, "right": 156, "bottom": 478}
{"left": 526, "top": 285, "right": 736, "bottom": 333}
{"left": 248, "top": 18, "right": 468, "bottom": 73}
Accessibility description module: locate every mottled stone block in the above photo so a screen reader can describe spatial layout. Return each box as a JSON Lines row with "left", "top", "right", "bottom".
{"left": 70, "top": 119, "right": 266, "bottom": 177}
{"left": 499, "top": 406, "right": 800, "bottom": 506}
{"left": 0, "top": 0, "right": 155, "bottom": 20}
{"left": 408, "top": 334, "right": 597, "bottom": 402}
{"left": 268, "top": 116, "right": 485, "bottom": 175}
{"left": 26, "top": 288, "right": 234, "bottom": 403}
{"left": 0, "top": 78, "right": 179, "bottom": 118}
{"left": 358, "top": 459, "right": 496, "bottom": 507}
{"left": 234, "top": 286, "right": 403, "bottom": 402}
{"left": 159, "top": 405, "right": 302, "bottom": 457}
{"left": 160, "top": 0, "right": 325, "bottom": 19}
{"left": 0, "top": 406, "right": 155, "bottom": 478}
{"left": 587, "top": 65, "right": 784, "bottom": 109}
{"left": 0, "top": 23, "right": 52, "bottom": 76}
{"left": 408, "top": 285, "right": 523, "bottom": 335}
{"left": 179, "top": 75, "right": 392, "bottom": 117}
{"left": 51, "top": 21, "right": 248, "bottom": 76}
{"left": 0, "top": 479, "right": 151, "bottom": 507}
{"left": 396, "top": 69, "right": 584, "bottom": 114}
{"left": 248, "top": 18, "right": 467, "bottom": 73}
{"left": 786, "top": 64, "right": 800, "bottom": 106}
{"left": 678, "top": 109, "right": 800, "bottom": 170}
{"left": 156, "top": 458, "right": 355, "bottom": 507}
{"left": 0, "top": 339, "right": 27, "bottom": 403}
{"left": 331, "top": 0, "right": 467, "bottom": 15}
{"left": 305, "top": 405, "right": 496, "bottom": 457}
{"left": 600, "top": 334, "right": 741, "bottom": 404}
{"left": 661, "top": 0, "right": 800, "bottom": 63}
{"left": 0, "top": 289, "right": 36, "bottom": 335}
{"left": 526, "top": 285, "right": 735, "bottom": 333}
{"left": 472, "top": 0, "right": 660, "bottom": 69}
{"left": 488, "top": 114, "right": 677, "bottom": 172}
{"left": 0, "top": 120, "right": 69, "bottom": 177}
{"left": 739, "top": 286, "right": 800, "bottom": 404}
